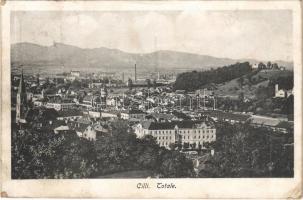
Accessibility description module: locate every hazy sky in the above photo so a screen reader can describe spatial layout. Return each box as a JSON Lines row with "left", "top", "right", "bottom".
{"left": 11, "top": 10, "right": 293, "bottom": 61}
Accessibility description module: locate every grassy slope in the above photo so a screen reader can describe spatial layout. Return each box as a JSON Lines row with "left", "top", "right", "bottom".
{"left": 213, "top": 70, "right": 292, "bottom": 99}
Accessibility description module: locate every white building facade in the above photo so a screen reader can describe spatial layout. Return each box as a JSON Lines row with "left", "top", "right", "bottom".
{"left": 134, "top": 119, "right": 216, "bottom": 149}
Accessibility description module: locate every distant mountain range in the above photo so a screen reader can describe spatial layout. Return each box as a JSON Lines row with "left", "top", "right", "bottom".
{"left": 11, "top": 42, "right": 293, "bottom": 72}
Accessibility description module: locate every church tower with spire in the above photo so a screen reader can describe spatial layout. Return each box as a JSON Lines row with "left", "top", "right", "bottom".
{"left": 16, "top": 69, "right": 27, "bottom": 123}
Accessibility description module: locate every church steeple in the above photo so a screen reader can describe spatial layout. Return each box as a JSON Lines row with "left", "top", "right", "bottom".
{"left": 16, "top": 68, "right": 27, "bottom": 123}
{"left": 18, "top": 69, "right": 26, "bottom": 94}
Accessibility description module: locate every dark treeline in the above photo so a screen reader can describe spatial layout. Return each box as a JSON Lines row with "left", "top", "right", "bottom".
{"left": 12, "top": 119, "right": 293, "bottom": 179}
{"left": 273, "top": 76, "right": 293, "bottom": 90}
{"left": 11, "top": 120, "right": 194, "bottom": 179}
{"left": 174, "top": 62, "right": 252, "bottom": 91}
{"left": 199, "top": 122, "right": 294, "bottom": 177}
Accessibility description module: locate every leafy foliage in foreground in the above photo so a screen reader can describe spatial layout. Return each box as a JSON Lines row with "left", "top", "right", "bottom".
{"left": 199, "top": 122, "right": 294, "bottom": 178}
{"left": 11, "top": 121, "right": 194, "bottom": 179}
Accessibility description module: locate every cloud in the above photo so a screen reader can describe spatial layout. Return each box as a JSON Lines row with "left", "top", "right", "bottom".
{"left": 11, "top": 10, "right": 293, "bottom": 61}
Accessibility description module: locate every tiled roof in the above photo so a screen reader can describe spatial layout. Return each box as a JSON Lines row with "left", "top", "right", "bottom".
{"left": 68, "top": 122, "right": 89, "bottom": 133}
{"left": 43, "top": 120, "right": 67, "bottom": 130}
{"left": 122, "top": 109, "right": 146, "bottom": 114}
{"left": 249, "top": 115, "right": 283, "bottom": 127}
{"left": 147, "top": 113, "right": 175, "bottom": 120}
{"left": 202, "top": 110, "right": 250, "bottom": 121}
{"left": 83, "top": 95, "right": 93, "bottom": 102}
{"left": 141, "top": 120, "right": 215, "bottom": 130}
{"left": 57, "top": 109, "right": 83, "bottom": 117}
{"left": 83, "top": 95, "right": 101, "bottom": 102}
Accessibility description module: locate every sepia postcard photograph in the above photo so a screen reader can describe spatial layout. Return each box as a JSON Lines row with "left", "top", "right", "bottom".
{"left": 1, "top": 0, "right": 302, "bottom": 198}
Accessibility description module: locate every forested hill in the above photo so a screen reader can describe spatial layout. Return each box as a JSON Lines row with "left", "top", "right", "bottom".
{"left": 174, "top": 62, "right": 252, "bottom": 91}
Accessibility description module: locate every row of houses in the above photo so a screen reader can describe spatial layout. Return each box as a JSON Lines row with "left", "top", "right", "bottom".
{"left": 42, "top": 116, "right": 110, "bottom": 141}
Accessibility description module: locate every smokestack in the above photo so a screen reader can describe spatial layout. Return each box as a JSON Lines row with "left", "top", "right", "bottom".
{"left": 135, "top": 63, "right": 137, "bottom": 82}
{"left": 275, "top": 84, "right": 279, "bottom": 93}
{"left": 203, "top": 89, "right": 206, "bottom": 110}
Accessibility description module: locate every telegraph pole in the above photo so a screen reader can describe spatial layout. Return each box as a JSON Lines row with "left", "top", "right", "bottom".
{"left": 135, "top": 64, "right": 137, "bottom": 82}
{"left": 203, "top": 89, "right": 206, "bottom": 110}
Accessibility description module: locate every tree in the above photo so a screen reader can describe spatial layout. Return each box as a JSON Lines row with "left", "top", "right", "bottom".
{"left": 198, "top": 123, "right": 293, "bottom": 178}
{"left": 258, "top": 62, "right": 266, "bottom": 70}
{"left": 153, "top": 79, "right": 157, "bottom": 89}
{"left": 267, "top": 61, "right": 272, "bottom": 69}
{"left": 237, "top": 77, "right": 244, "bottom": 88}
{"left": 174, "top": 62, "right": 252, "bottom": 91}
{"left": 12, "top": 127, "right": 98, "bottom": 179}
{"left": 238, "top": 92, "right": 244, "bottom": 103}
{"left": 127, "top": 78, "right": 133, "bottom": 90}
{"left": 272, "top": 63, "right": 279, "bottom": 69}
{"left": 146, "top": 79, "right": 151, "bottom": 89}
{"left": 158, "top": 151, "right": 194, "bottom": 178}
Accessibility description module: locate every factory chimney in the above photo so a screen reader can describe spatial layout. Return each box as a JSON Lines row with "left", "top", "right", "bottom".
{"left": 135, "top": 63, "right": 137, "bottom": 82}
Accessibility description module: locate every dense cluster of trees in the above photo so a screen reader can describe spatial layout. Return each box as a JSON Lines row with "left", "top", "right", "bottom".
{"left": 12, "top": 120, "right": 194, "bottom": 179}
{"left": 12, "top": 117, "right": 293, "bottom": 179}
{"left": 214, "top": 72, "right": 294, "bottom": 116}
{"left": 12, "top": 123, "right": 98, "bottom": 179}
{"left": 273, "top": 76, "right": 293, "bottom": 90}
{"left": 174, "top": 62, "right": 252, "bottom": 91}
{"left": 199, "top": 122, "right": 293, "bottom": 177}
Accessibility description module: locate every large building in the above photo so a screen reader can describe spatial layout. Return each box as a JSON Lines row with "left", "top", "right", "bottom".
{"left": 134, "top": 118, "right": 216, "bottom": 149}
{"left": 45, "top": 99, "right": 76, "bottom": 111}
{"left": 121, "top": 109, "right": 147, "bottom": 120}
{"left": 70, "top": 71, "right": 80, "bottom": 77}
